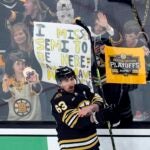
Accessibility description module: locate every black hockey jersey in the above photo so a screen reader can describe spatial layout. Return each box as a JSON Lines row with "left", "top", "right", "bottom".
{"left": 51, "top": 84, "right": 103, "bottom": 150}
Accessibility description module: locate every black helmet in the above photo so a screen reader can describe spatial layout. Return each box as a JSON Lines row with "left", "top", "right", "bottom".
{"left": 55, "top": 66, "right": 76, "bottom": 83}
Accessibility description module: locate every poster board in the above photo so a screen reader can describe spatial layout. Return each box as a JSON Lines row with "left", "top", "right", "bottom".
{"left": 34, "top": 22, "right": 92, "bottom": 88}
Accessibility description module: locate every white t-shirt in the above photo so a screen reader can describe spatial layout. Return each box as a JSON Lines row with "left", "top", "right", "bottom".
{"left": 4, "top": 83, "right": 42, "bottom": 121}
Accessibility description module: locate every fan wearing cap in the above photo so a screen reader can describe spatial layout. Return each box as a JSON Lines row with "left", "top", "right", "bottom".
{"left": 1, "top": 51, "right": 42, "bottom": 121}
{"left": 51, "top": 66, "right": 103, "bottom": 150}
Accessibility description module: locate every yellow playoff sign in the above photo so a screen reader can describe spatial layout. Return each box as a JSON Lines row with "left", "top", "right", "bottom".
{"left": 105, "top": 46, "right": 146, "bottom": 84}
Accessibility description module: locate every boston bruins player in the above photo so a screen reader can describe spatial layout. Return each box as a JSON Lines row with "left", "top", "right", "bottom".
{"left": 51, "top": 66, "right": 103, "bottom": 150}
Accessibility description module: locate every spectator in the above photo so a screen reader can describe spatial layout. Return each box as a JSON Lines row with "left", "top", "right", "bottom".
{"left": 56, "top": 0, "right": 75, "bottom": 24}
{"left": 91, "top": 11, "right": 122, "bottom": 85}
{"left": 123, "top": 20, "right": 150, "bottom": 121}
{"left": 10, "top": 22, "right": 55, "bottom": 121}
{"left": 91, "top": 16, "right": 134, "bottom": 128}
{"left": 23, "top": 0, "right": 56, "bottom": 35}
{"left": 100, "top": 0, "right": 150, "bottom": 47}
{"left": 1, "top": 51, "right": 42, "bottom": 120}
{"left": 10, "top": 22, "right": 42, "bottom": 79}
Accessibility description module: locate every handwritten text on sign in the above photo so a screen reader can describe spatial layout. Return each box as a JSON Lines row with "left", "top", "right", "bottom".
{"left": 34, "top": 22, "right": 92, "bottom": 88}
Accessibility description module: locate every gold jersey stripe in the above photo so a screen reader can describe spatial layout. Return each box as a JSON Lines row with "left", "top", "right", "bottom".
{"left": 61, "top": 138, "right": 99, "bottom": 150}
{"left": 70, "top": 115, "right": 79, "bottom": 128}
{"left": 67, "top": 114, "right": 78, "bottom": 127}
{"left": 62, "top": 109, "right": 74, "bottom": 122}
{"left": 92, "top": 96, "right": 103, "bottom": 104}
{"left": 92, "top": 98, "right": 103, "bottom": 105}
{"left": 92, "top": 94, "right": 102, "bottom": 100}
{"left": 65, "top": 110, "right": 78, "bottom": 124}
{"left": 59, "top": 133, "right": 97, "bottom": 144}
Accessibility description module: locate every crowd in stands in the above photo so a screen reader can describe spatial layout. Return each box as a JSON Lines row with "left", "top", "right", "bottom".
{"left": 0, "top": 0, "right": 150, "bottom": 125}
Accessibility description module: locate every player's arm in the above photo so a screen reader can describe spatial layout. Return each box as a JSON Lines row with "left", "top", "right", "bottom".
{"left": 78, "top": 85, "right": 104, "bottom": 117}
{"left": 51, "top": 95, "right": 94, "bottom": 129}
{"left": 78, "top": 94, "right": 104, "bottom": 118}
{"left": 82, "top": 84, "right": 103, "bottom": 108}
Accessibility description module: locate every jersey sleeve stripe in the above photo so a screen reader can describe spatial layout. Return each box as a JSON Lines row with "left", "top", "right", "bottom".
{"left": 91, "top": 94, "right": 103, "bottom": 104}
{"left": 59, "top": 133, "right": 97, "bottom": 144}
{"left": 70, "top": 115, "right": 79, "bottom": 128}
{"left": 62, "top": 109, "right": 74, "bottom": 122}
{"left": 67, "top": 114, "right": 78, "bottom": 127}
{"left": 59, "top": 135, "right": 99, "bottom": 149}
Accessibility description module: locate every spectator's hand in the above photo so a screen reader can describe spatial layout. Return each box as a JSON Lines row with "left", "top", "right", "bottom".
{"left": 96, "top": 12, "right": 109, "bottom": 28}
{"left": 100, "top": 45, "right": 105, "bottom": 54}
{"left": 2, "top": 74, "right": 10, "bottom": 92}
{"left": 143, "top": 46, "right": 150, "bottom": 56}
{"left": 8, "top": 11, "right": 16, "bottom": 23}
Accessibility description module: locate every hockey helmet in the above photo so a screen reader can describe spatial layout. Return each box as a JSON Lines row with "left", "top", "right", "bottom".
{"left": 55, "top": 66, "right": 76, "bottom": 83}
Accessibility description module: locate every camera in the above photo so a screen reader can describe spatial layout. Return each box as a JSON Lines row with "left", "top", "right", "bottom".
{"left": 23, "top": 67, "right": 35, "bottom": 81}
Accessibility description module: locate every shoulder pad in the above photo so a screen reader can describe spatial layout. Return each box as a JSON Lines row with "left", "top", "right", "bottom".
{"left": 54, "top": 93, "right": 62, "bottom": 99}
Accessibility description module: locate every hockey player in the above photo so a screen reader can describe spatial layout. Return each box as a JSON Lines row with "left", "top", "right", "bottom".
{"left": 51, "top": 66, "right": 103, "bottom": 150}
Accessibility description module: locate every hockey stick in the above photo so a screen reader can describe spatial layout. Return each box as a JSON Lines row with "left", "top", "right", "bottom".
{"left": 75, "top": 18, "right": 116, "bottom": 150}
